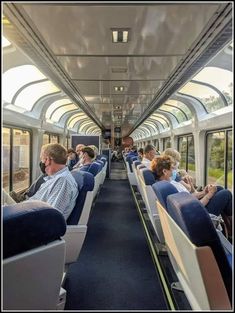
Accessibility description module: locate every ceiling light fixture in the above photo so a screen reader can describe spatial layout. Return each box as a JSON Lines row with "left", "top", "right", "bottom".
{"left": 114, "top": 86, "right": 124, "bottom": 92}
{"left": 111, "top": 28, "right": 130, "bottom": 43}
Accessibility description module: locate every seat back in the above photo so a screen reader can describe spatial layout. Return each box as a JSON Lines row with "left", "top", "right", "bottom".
{"left": 142, "top": 168, "right": 155, "bottom": 186}
{"left": 158, "top": 192, "right": 231, "bottom": 310}
{"left": 88, "top": 162, "right": 100, "bottom": 176}
{"left": 152, "top": 180, "right": 178, "bottom": 208}
{"left": 3, "top": 201, "right": 66, "bottom": 310}
{"left": 68, "top": 170, "right": 94, "bottom": 225}
{"left": 167, "top": 192, "right": 232, "bottom": 306}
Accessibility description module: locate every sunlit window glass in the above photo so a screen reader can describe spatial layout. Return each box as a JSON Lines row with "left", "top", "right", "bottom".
{"left": 179, "top": 82, "right": 225, "bottom": 113}
{"left": 14, "top": 81, "right": 60, "bottom": 111}
{"left": 206, "top": 132, "right": 225, "bottom": 187}
{"left": 51, "top": 104, "right": 78, "bottom": 122}
{"left": 193, "top": 67, "right": 233, "bottom": 105}
{"left": 3, "top": 65, "right": 46, "bottom": 103}
{"left": 163, "top": 137, "right": 171, "bottom": 150}
{"left": 227, "top": 130, "right": 232, "bottom": 191}
{"left": 46, "top": 99, "right": 72, "bottom": 119}
{"left": 50, "top": 135, "right": 59, "bottom": 144}
{"left": 12, "top": 129, "right": 30, "bottom": 192}
{"left": 3, "top": 128, "right": 11, "bottom": 192}
{"left": 68, "top": 114, "right": 88, "bottom": 128}
{"left": 178, "top": 137, "right": 187, "bottom": 170}
{"left": 43, "top": 134, "right": 50, "bottom": 145}
{"left": 187, "top": 136, "right": 195, "bottom": 180}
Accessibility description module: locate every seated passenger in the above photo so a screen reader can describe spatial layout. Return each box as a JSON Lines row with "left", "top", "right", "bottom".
{"left": 78, "top": 146, "right": 95, "bottom": 171}
{"left": 9, "top": 172, "right": 47, "bottom": 203}
{"left": 126, "top": 146, "right": 138, "bottom": 158}
{"left": 162, "top": 147, "right": 192, "bottom": 191}
{"left": 142, "top": 144, "right": 159, "bottom": 169}
{"left": 4, "top": 143, "right": 78, "bottom": 221}
{"left": 67, "top": 148, "right": 78, "bottom": 171}
{"left": 137, "top": 148, "right": 144, "bottom": 161}
{"left": 88, "top": 145, "right": 99, "bottom": 161}
{"left": 151, "top": 155, "right": 232, "bottom": 237}
{"left": 73, "top": 144, "right": 86, "bottom": 169}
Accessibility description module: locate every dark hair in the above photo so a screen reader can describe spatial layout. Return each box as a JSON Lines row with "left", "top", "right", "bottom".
{"left": 144, "top": 144, "right": 155, "bottom": 154}
{"left": 67, "top": 148, "right": 76, "bottom": 154}
{"left": 81, "top": 146, "right": 95, "bottom": 159}
{"left": 151, "top": 155, "right": 173, "bottom": 180}
{"left": 138, "top": 148, "right": 144, "bottom": 154}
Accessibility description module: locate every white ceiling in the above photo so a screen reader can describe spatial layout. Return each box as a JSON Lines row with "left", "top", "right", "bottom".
{"left": 3, "top": 2, "right": 229, "bottom": 137}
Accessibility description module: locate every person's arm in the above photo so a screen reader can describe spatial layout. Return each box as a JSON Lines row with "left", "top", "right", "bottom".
{"left": 199, "top": 185, "right": 217, "bottom": 206}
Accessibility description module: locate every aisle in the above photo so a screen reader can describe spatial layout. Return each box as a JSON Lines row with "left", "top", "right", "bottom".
{"left": 64, "top": 163, "right": 168, "bottom": 310}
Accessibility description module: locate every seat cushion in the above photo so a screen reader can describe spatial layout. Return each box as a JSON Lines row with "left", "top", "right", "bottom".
{"left": 3, "top": 201, "right": 66, "bottom": 259}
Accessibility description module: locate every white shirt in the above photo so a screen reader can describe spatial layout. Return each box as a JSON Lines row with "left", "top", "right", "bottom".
{"left": 142, "top": 157, "right": 151, "bottom": 169}
{"left": 170, "top": 180, "right": 190, "bottom": 193}
{"left": 26, "top": 167, "right": 78, "bottom": 220}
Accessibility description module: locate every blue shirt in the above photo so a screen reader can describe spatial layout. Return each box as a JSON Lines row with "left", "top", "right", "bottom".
{"left": 25, "top": 167, "right": 78, "bottom": 220}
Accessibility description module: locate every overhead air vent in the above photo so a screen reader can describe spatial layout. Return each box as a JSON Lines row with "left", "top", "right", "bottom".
{"left": 111, "top": 67, "right": 127, "bottom": 73}
{"left": 111, "top": 28, "right": 130, "bottom": 43}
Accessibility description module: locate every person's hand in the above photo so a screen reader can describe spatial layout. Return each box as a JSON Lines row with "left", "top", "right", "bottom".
{"left": 207, "top": 184, "right": 217, "bottom": 195}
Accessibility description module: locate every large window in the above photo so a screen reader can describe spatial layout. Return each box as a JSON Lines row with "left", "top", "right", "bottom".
{"left": 3, "top": 126, "right": 31, "bottom": 192}
{"left": 3, "top": 128, "right": 11, "bottom": 192}
{"left": 206, "top": 129, "right": 232, "bottom": 190}
{"left": 178, "top": 134, "right": 195, "bottom": 180}
{"left": 43, "top": 133, "right": 60, "bottom": 145}
{"left": 163, "top": 137, "right": 171, "bottom": 150}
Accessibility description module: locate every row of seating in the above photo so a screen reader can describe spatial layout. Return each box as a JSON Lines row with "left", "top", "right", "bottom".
{"left": 124, "top": 155, "right": 232, "bottom": 310}
{"left": 3, "top": 154, "right": 108, "bottom": 310}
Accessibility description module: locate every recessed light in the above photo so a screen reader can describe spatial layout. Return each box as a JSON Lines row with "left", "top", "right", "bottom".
{"left": 111, "top": 28, "right": 130, "bottom": 43}
{"left": 114, "top": 86, "right": 124, "bottom": 92}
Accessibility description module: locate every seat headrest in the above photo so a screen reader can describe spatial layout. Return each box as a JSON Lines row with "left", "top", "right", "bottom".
{"left": 152, "top": 180, "right": 178, "bottom": 208}
{"left": 141, "top": 168, "right": 155, "bottom": 185}
{"left": 71, "top": 170, "right": 84, "bottom": 190}
{"left": 96, "top": 160, "right": 104, "bottom": 167}
{"left": 3, "top": 201, "right": 66, "bottom": 259}
{"left": 166, "top": 192, "right": 232, "bottom": 301}
{"left": 67, "top": 171, "right": 94, "bottom": 225}
{"left": 88, "top": 162, "right": 100, "bottom": 176}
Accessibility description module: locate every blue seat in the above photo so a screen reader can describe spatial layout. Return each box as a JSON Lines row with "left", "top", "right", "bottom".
{"left": 152, "top": 180, "right": 178, "bottom": 208}
{"left": 68, "top": 170, "right": 94, "bottom": 225}
{"left": 87, "top": 162, "right": 100, "bottom": 176}
{"left": 3, "top": 201, "right": 66, "bottom": 309}
{"left": 63, "top": 171, "right": 95, "bottom": 265}
{"left": 95, "top": 159, "right": 104, "bottom": 167}
{"left": 141, "top": 168, "right": 156, "bottom": 186}
{"left": 3, "top": 201, "right": 66, "bottom": 259}
{"left": 167, "top": 192, "right": 232, "bottom": 304}
{"left": 126, "top": 155, "right": 138, "bottom": 172}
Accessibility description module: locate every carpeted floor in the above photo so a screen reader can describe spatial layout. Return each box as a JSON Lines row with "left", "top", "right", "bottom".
{"left": 64, "top": 170, "right": 168, "bottom": 310}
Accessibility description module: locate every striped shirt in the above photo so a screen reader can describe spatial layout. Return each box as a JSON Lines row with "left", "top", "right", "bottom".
{"left": 25, "top": 167, "right": 78, "bottom": 220}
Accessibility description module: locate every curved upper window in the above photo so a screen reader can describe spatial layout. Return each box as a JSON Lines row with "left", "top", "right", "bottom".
{"left": 150, "top": 114, "right": 170, "bottom": 129}
{"left": 45, "top": 98, "right": 79, "bottom": 123}
{"left": 79, "top": 121, "right": 94, "bottom": 132}
{"left": 50, "top": 104, "right": 78, "bottom": 123}
{"left": 46, "top": 99, "right": 72, "bottom": 119}
{"left": 164, "top": 99, "right": 192, "bottom": 120}
{"left": 193, "top": 67, "right": 233, "bottom": 105}
{"left": 3, "top": 65, "right": 46, "bottom": 103}
{"left": 67, "top": 113, "right": 88, "bottom": 129}
{"left": 159, "top": 104, "right": 187, "bottom": 123}
{"left": 14, "top": 80, "right": 60, "bottom": 111}
{"left": 179, "top": 81, "right": 225, "bottom": 113}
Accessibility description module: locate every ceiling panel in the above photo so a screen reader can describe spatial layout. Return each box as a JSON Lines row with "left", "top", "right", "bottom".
{"left": 4, "top": 2, "right": 223, "bottom": 137}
